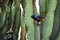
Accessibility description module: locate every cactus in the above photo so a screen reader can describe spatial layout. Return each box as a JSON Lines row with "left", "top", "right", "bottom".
{"left": 12, "top": 0, "right": 21, "bottom": 40}
{"left": 0, "top": 0, "right": 60, "bottom": 40}
{"left": 56, "top": 32, "right": 60, "bottom": 40}
{"left": 20, "top": 13, "right": 27, "bottom": 40}
{"left": 42, "top": 0, "right": 57, "bottom": 40}
{"left": 20, "top": 0, "right": 27, "bottom": 40}
{"left": 49, "top": 0, "right": 60, "bottom": 40}
{"left": 32, "top": 0, "right": 40, "bottom": 40}
{"left": 0, "top": 13, "right": 6, "bottom": 28}
{"left": 25, "top": 0, "right": 34, "bottom": 40}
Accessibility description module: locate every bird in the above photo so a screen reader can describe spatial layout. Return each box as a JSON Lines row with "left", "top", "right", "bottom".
{"left": 31, "top": 14, "right": 44, "bottom": 22}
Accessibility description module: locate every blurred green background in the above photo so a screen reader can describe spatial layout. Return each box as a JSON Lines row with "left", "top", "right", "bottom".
{"left": 0, "top": 0, "right": 60, "bottom": 40}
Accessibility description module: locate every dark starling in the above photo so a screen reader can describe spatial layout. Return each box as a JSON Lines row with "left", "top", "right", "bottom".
{"left": 31, "top": 14, "right": 44, "bottom": 22}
